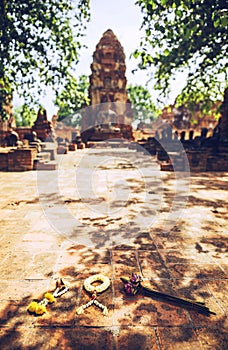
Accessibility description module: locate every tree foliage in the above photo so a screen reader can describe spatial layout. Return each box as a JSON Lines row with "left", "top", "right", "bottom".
{"left": 55, "top": 74, "right": 90, "bottom": 126}
{"left": 127, "top": 84, "right": 160, "bottom": 121}
{"left": 13, "top": 104, "right": 38, "bottom": 126}
{"left": 135, "top": 0, "right": 228, "bottom": 113}
{"left": 56, "top": 79, "right": 160, "bottom": 127}
{"left": 0, "top": 0, "right": 90, "bottom": 120}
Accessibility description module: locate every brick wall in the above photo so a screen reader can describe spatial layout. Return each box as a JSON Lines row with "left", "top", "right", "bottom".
{"left": 0, "top": 152, "right": 8, "bottom": 171}
{"left": 7, "top": 148, "right": 38, "bottom": 171}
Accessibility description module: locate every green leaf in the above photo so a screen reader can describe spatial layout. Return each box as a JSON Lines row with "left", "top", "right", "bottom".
{"left": 214, "top": 18, "right": 220, "bottom": 28}
{"left": 133, "top": 50, "right": 139, "bottom": 59}
{"left": 134, "top": 0, "right": 227, "bottom": 112}
{"left": 0, "top": 0, "right": 90, "bottom": 120}
{"left": 175, "top": 9, "right": 183, "bottom": 17}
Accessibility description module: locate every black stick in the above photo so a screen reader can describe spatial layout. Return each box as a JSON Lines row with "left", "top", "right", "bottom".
{"left": 120, "top": 277, "right": 216, "bottom": 315}
{"left": 142, "top": 285, "right": 216, "bottom": 315}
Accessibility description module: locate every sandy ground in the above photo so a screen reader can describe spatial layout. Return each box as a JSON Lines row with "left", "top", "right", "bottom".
{"left": 0, "top": 144, "right": 227, "bottom": 349}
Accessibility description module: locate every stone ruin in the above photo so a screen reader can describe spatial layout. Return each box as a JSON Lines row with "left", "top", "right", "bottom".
{"left": 137, "top": 88, "right": 228, "bottom": 172}
{"left": 0, "top": 26, "right": 227, "bottom": 173}
{"left": 32, "top": 108, "right": 54, "bottom": 142}
{"left": 0, "top": 107, "right": 58, "bottom": 171}
{"left": 81, "top": 29, "right": 134, "bottom": 143}
{"left": 160, "top": 104, "right": 218, "bottom": 131}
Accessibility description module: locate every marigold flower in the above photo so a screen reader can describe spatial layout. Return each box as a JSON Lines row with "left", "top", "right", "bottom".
{"left": 44, "top": 292, "right": 55, "bottom": 303}
{"left": 35, "top": 304, "right": 47, "bottom": 315}
{"left": 27, "top": 302, "right": 38, "bottom": 313}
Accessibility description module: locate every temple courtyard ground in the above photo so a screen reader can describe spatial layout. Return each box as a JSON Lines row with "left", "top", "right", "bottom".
{"left": 0, "top": 145, "right": 227, "bottom": 349}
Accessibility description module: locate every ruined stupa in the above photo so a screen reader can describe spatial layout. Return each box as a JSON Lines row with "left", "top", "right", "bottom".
{"left": 81, "top": 29, "right": 133, "bottom": 141}
{"left": 32, "top": 108, "right": 54, "bottom": 141}
{"left": 89, "top": 29, "right": 128, "bottom": 108}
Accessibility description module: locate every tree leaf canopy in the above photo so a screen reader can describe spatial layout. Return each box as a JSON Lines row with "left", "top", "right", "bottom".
{"left": 135, "top": 0, "right": 228, "bottom": 113}
{"left": 0, "top": 0, "right": 90, "bottom": 119}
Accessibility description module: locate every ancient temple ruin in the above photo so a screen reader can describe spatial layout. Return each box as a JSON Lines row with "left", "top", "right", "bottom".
{"left": 32, "top": 108, "right": 54, "bottom": 142}
{"left": 89, "top": 29, "right": 128, "bottom": 107}
{"left": 81, "top": 29, "right": 133, "bottom": 141}
{"left": 137, "top": 88, "right": 228, "bottom": 172}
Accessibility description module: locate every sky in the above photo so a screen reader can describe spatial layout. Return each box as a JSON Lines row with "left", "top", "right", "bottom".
{"left": 15, "top": 0, "right": 186, "bottom": 117}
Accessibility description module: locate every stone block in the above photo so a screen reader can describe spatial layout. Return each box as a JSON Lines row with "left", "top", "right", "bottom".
{"left": 77, "top": 142, "right": 85, "bottom": 149}
{"left": 207, "top": 154, "right": 228, "bottom": 171}
{"left": 0, "top": 152, "right": 8, "bottom": 171}
{"left": 160, "top": 163, "right": 174, "bottom": 171}
{"left": 68, "top": 143, "right": 77, "bottom": 151}
{"left": 186, "top": 151, "right": 208, "bottom": 172}
{"left": 8, "top": 148, "right": 37, "bottom": 171}
{"left": 36, "top": 161, "right": 57, "bottom": 170}
{"left": 116, "top": 326, "right": 158, "bottom": 350}
{"left": 42, "top": 148, "right": 56, "bottom": 160}
{"left": 57, "top": 145, "right": 68, "bottom": 154}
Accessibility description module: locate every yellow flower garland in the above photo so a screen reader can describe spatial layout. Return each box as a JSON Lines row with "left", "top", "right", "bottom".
{"left": 27, "top": 302, "right": 47, "bottom": 315}
{"left": 27, "top": 278, "right": 69, "bottom": 316}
